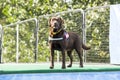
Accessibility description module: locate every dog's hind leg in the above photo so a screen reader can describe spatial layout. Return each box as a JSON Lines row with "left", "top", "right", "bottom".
{"left": 75, "top": 48, "right": 83, "bottom": 67}
{"left": 67, "top": 51, "right": 73, "bottom": 67}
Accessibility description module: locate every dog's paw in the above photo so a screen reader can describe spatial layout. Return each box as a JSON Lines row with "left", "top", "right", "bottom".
{"left": 67, "top": 64, "right": 72, "bottom": 67}
{"left": 80, "top": 65, "right": 83, "bottom": 68}
{"left": 62, "top": 66, "right": 66, "bottom": 69}
{"left": 50, "top": 66, "right": 54, "bottom": 69}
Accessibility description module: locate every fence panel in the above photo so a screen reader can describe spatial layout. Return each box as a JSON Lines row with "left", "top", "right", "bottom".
{"left": 85, "top": 6, "right": 110, "bottom": 63}
{"left": 2, "top": 18, "right": 37, "bottom": 63}
{"left": 37, "top": 9, "right": 84, "bottom": 62}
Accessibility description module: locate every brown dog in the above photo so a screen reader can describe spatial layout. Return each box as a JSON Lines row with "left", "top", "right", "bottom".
{"left": 48, "top": 16, "right": 90, "bottom": 69}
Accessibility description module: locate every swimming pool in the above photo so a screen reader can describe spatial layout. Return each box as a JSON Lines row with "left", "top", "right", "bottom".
{"left": 1, "top": 71, "right": 120, "bottom": 80}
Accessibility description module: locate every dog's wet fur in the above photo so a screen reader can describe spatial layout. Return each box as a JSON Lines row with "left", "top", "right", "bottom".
{"left": 48, "top": 16, "right": 90, "bottom": 69}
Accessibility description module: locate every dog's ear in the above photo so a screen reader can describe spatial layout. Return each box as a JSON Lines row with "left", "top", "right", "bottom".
{"left": 58, "top": 17, "right": 64, "bottom": 27}
{"left": 59, "top": 17, "right": 64, "bottom": 24}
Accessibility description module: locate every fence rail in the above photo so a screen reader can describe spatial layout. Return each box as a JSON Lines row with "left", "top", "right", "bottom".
{"left": 38, "top": 9, "right": 83, "bottom": 18}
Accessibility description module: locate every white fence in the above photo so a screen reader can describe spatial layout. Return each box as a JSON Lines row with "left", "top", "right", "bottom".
{"left": 0, "top": 5, "right": 110, "bottom": 63}
{"left": 1, "top": 18, "right": 38, "bottom": 63}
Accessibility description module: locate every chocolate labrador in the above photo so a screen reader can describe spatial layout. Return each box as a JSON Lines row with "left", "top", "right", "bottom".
{"left": 48, "top": 16, "right": 90, "bottom": 69}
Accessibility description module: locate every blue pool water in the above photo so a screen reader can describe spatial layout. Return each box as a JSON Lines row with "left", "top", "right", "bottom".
{"left": 0, "top": 71, "right": 120, "bottom": 80}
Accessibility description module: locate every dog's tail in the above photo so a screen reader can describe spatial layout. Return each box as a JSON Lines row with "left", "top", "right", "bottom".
{"left": 82, "top": 43, "right": 90, "bottom": 50}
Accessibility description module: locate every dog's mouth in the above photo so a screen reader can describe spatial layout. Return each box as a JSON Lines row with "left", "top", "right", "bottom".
{"left": 53, "top": 28, "right": 58, "bottom": 32}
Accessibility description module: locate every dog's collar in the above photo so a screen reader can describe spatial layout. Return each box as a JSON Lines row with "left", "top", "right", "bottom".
{"left": 49, "top": 36, "right": 63, "bottom": 41}
{"left": 52, "top": 28, "right": 63, "bottom": 35}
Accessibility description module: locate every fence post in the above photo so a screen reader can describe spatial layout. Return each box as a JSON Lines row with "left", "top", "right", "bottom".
{"left": 0, "top": 24, "right": 3, "bottom": 63}
{"left": 34, "top": 18, "right": 39, "bottom": 62}
{"left": 16, "top": 24, "right": 19, "bottom": 63}
{"left": 82, "top": 10, "right": 87, "bottom": 63}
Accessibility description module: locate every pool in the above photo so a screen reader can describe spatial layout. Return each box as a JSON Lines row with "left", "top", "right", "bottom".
{"left": 0, "top": 63, "right": 120, "bottom": 80}
{"left": 1, "top": 71, "right": 120, "bottom": 80}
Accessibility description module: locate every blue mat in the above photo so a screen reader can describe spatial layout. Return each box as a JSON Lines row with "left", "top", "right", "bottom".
{"left": 0, "top": 71, "right": 120, "bottom": 80}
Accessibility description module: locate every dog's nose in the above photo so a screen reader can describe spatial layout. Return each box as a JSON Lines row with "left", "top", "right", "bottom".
{"left": 54, "top": 22, "right": 58, "bottom": 27}
{"left": 53, "top": 23, "right": 58, "bottom": 28}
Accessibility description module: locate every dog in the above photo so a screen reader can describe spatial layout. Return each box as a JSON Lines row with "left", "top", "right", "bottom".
{"left": 48, "top": 16, "right": 90, "bottom": 69}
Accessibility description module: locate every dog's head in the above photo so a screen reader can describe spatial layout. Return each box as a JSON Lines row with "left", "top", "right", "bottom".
{"left": 49, "top": 16, "right": 64, "bottom": 34}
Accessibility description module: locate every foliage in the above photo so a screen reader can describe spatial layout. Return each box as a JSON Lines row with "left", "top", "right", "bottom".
{"left": 86, "top": 8, "right": 110, "bottom": 63}
{"left": 0, "top": 0, "right": 120, "bottom": 63}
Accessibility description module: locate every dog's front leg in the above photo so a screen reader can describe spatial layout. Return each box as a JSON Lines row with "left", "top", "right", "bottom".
{"left": 61, "top": 50, "right": 66, "bottom": 69}
{"left": 50, "top": 50, "right": 54, "bottom": 69}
